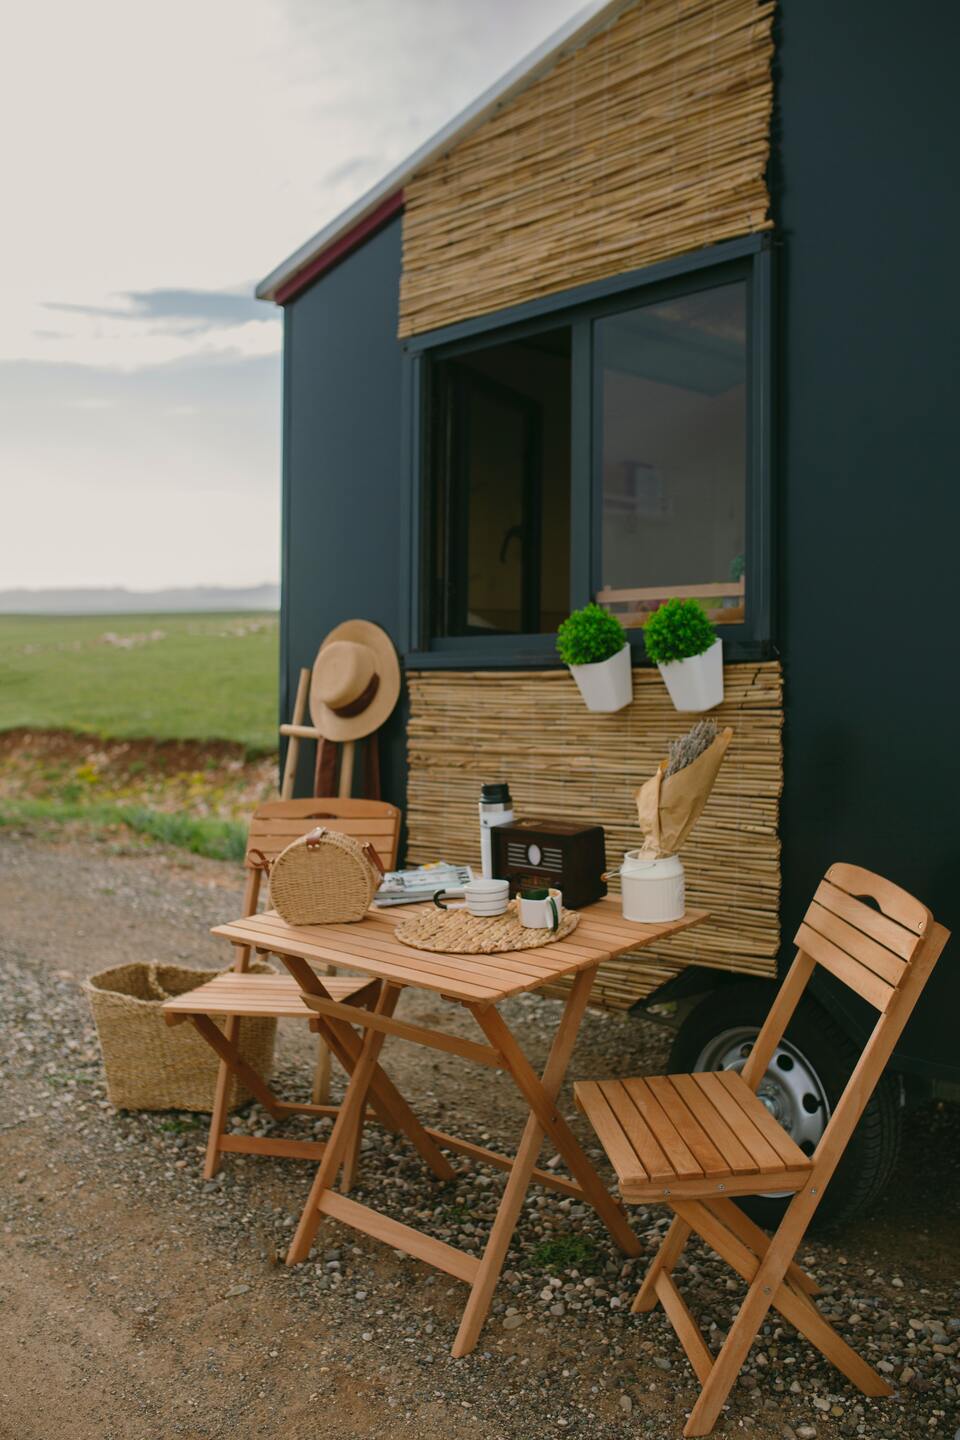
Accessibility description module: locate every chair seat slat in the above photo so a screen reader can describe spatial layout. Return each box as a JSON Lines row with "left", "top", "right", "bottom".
{"left": 597, "top": 1079, "right": 673, "bottom": 1181}
{"left": 644, "top": 1076, "right": 730, "bottom": 1176}
{"left": 669, "top": 1074, "right": 762, "bottom": 1174}
{"left": 622, "top": 1078, "right": 704, "bottom": 1179}
{"left": 715, "top": 1069, "right": 810, "bottom": 1168}
{"left": 574, "top": 1081, "right": 648, "bottom": 1184}
{"left": 691, "top": 1072, "right": 785, "bottom": 1173}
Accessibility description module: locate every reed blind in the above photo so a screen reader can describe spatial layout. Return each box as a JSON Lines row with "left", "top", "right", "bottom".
{"left": 405, "top": 662, "right": 782, "bottom": 1010}
{"left": 398, "top": 0, "right": 774, "bottom": 338}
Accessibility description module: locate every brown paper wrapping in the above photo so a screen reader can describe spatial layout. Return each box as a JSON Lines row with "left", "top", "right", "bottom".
{"left": 635, "top": 727, "right": 733, "bottom": 858}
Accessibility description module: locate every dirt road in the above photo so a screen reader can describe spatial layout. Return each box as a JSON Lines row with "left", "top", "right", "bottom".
{"left": 0, "top": 827, "right": 957, "bottom": 1439}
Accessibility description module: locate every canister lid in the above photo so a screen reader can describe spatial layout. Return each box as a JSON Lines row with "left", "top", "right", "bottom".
{"left": 480, "top": 783, "right": 512, "bottom": 804}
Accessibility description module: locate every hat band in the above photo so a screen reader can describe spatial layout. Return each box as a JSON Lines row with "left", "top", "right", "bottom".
{"left": 330, "top": 672, "right": 380, "bottom": 718}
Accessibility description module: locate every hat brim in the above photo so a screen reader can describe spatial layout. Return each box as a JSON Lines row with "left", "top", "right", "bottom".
{"left": 308, "top": 620, "right": 401, "bottom": 741}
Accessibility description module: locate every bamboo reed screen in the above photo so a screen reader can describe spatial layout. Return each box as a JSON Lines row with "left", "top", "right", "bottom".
{"left": 398, "top": 0, "right": 774, "bottom": 338}
{"left": 405, "top": 662, "right": 782, "bottom": 1009}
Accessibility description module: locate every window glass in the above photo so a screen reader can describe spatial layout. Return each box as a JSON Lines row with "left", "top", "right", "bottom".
{"left": 429, "top": 328, "right": 571, "bottom": 637}
{"left": 597, "top": 282, "right": 747, "bottom": 626}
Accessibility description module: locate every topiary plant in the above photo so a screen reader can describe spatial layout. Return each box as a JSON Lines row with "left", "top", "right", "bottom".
{"left": 643, "top": 597, "right": 716, "bottom": 666}
{"left": 556, "top": 603, "right": 626, "bottom": 667}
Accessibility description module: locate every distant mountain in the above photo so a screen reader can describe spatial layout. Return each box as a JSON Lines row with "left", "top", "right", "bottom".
{"left": 0, "top": 584, "right": 280, "bottom": 615}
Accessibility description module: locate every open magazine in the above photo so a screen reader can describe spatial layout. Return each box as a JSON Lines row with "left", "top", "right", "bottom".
{"left": 374, "top": 861, "right": 473, "bottom": 907}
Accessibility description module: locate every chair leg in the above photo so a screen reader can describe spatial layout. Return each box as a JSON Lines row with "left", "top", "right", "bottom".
{"left": 203, "top": 1017, "right": 239, "bottom": 1180}
{"left": 683, "top": 1270, "right": 775, "bottom": 1436}
{"left": 708, "top": 1198, "right": 820, "bottom": 1296}
{"left": 632, "top": 1215, "right": 692, "bottom": 1313}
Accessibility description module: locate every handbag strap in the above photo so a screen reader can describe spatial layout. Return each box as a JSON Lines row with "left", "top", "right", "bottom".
{"left": 247, "top": 847, "right": 272, "bottom": 873}
{"left": 297, "top": 825, "right": 384, "bottom": 879}
{"left": 361, "top": 841, "right": 386, "bottom": 878}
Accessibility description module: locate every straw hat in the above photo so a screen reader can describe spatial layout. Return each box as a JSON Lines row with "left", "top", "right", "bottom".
{"left": 308, "top": 620, "right": 401, "bottom": 742}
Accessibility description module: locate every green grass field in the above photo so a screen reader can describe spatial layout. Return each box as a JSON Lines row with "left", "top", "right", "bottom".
{"left": 0, "top": 612, "right": 279, "bottom": 753}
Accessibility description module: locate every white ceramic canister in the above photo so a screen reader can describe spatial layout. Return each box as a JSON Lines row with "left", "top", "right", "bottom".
{"left": 619, "top": 850, "right": 685, "bottom": 922}
{"left": 478, "top": 782, "right": 514, "bottom": 880}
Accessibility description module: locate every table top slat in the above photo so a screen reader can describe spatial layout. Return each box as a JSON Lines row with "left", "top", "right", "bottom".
{"left": 212, "top": 903, "right": 708, "bottom": 1003}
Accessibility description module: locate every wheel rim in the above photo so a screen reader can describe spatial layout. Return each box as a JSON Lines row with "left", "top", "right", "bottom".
{"left": 694, "top": 1026, "right": 831, "bottom": 1196}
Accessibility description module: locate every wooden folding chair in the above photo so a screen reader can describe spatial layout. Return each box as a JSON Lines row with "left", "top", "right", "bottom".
{"left": 575, "top": 863, "right": 950, "bottom": 1436}
{"left": 166, "top": 798, "right": 400, "bottom": 1180}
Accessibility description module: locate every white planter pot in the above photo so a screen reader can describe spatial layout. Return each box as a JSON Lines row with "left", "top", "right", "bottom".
{"left": 657, "top": 637, "right": 723, "bottom": 712}
{"left": 620, "top": 852, "right": 685, "bottom": 922}
{"left": 567, "top": 643, "right": 632, "bottom": 712}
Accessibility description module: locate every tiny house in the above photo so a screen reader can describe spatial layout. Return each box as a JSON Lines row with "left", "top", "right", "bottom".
{"left": 257, "top": 0, "right": 958, "bottom": 1221}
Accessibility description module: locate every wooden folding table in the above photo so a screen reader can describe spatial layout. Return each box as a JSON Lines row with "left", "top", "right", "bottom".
{"left": 211, "top": 897, "right": 706, "bottom": 1355}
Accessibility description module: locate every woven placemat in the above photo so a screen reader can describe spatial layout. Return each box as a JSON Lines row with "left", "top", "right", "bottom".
{"left": 396, "top": 900, "right": 579, "bottom": 954}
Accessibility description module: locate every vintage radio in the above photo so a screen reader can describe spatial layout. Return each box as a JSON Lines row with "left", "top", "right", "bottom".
{"left": 491, "top": 818, "right": 607, "bottom": 909}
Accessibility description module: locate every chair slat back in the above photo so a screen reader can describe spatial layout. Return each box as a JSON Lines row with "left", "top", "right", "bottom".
{"left": 739, "top": 863, "right": 948, "bottom": 1237}
{"left": 792, "top": 863, "right": 927, "bottom": 1013}
{"left": 246, "top": 798, "right": 401, "bottom": 871}
{"left": 742, "top": 863, "right": 938, "bottom": 1091}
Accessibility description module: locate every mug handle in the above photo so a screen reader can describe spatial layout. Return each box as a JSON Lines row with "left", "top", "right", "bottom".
{"left": 547, "top": 897, "right": 559, "bottom": 932}
{"left": 433, "top": 889, "right": 465, "bottom": 910}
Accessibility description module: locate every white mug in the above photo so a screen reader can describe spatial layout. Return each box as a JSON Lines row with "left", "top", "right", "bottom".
{"left": 518, "top": 887, "right": 562, "bottom": 931}
{"left": 434, "top": 878, "right": 509, "bottom": 918}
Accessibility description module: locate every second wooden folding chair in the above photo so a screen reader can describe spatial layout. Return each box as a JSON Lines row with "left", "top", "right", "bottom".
{"left": 575, "top": 863, "right": 949, "bottom": 1436}
{"left": 164, "top": 797, "right": 400, "bottom": 1179}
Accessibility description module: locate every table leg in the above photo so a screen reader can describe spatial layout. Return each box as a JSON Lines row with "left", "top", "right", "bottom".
{"left": 286, "top": 982, "right": 399, "bottom": 1265}
{"left": 452, "top": 968, "right": 638, "bottom": 1358}
{"left": 282, "top": 954, "right": 455, "bottom": 1182}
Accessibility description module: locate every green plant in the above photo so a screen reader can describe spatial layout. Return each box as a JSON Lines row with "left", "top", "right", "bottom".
{"left": 556, "top": 604, "right": 626, "bottom": 667}
{"left": 528, "top": 1233, "right": 603, "bottom": 1275}
{"left": 643, "top": 597, "right": 716, "bottom": 666}
{"left": 0, "top": 798, "right": 247, "bottom": 862}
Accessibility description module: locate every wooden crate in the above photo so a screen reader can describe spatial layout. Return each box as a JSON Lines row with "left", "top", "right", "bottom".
{"left": 405, "top": 662, "right": 783, "bottom": 1008}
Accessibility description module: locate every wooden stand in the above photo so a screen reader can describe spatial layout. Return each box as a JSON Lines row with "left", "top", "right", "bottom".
{"left": 279, "top": 667, "right": 378, "bottom": 802}
{"left": 277, "top": 667, "right": 384, "bottom": 1103}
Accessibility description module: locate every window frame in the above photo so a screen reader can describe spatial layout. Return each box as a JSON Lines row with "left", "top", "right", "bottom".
{"left": 400, "top": 233, "right": 775, "bottom": 669}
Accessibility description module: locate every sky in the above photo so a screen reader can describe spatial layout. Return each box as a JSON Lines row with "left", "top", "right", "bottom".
{"left": 0, "top": 0, "right": 586, "bottom": 593}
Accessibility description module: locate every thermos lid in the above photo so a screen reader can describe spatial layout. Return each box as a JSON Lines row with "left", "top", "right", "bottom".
{"left": 480, "top": 782, "right": 512, "bottom": 804}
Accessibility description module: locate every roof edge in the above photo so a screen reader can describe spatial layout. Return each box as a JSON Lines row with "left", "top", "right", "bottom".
{"left": 256, "top": 0, "right": 633, "bottom": 304}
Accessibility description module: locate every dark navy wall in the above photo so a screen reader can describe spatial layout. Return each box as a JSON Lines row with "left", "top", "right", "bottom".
{"left": 280, "top": 8, "right": 959, "bottom": 1074}
{"left": 280, "top": 217, "right": 408, "bottom": 821}
{"left": 776, "top": 0, "right": 960, "bottom": 1076}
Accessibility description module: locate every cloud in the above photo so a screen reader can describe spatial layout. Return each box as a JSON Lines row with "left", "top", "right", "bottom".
{"left": 16, "top": 297, "right": 282, "bottom": 372}
{"left": 46, "top": 287, "right": 266, "bottom": 330}
{"left": 0, "top": 0, "right": 587, "bottom": 586}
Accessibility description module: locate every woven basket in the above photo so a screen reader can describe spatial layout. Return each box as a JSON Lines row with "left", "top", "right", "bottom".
{"left": 266, "top": 826, "right": 384, "bottom": 926}
{"left": 85, "top": 960, "right": 277, "bottom": 1112}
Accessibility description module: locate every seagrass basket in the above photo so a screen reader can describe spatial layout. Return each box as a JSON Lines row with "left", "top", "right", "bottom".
{"left": 86, "top": 960, "right": 277, "bottom": 1112}
{"left": 266, "top": 825, "right": 384, "bottom": 925}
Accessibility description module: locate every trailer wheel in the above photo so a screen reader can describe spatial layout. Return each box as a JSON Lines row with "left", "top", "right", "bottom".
{"left": 666, "top": 983, "right": 901, "bottom": 1230}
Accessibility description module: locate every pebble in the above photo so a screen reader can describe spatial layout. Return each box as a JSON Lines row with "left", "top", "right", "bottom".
{"left": 3, "top": 829, "right": 959, "bottom": 1440}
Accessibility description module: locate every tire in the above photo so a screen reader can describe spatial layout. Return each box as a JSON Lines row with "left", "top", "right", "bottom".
{"left": 667, "top": 983, "right": 901, "bottom": 1230}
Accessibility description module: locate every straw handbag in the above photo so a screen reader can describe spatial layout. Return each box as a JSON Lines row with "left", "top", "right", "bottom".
{"left": 264, "top": 826, "right": 385, "bottom": 925}
{"left": 86, "top": 960, "right": 277, "bottom": 1112}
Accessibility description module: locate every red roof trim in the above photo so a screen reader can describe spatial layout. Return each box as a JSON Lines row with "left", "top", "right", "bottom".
{"left": 275, "top": 190, "right": 405, "bottom": 305}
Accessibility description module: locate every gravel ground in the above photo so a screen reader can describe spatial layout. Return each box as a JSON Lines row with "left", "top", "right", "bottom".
{"left": 0, "top": 825, "right": 958, "bottom": 1440}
